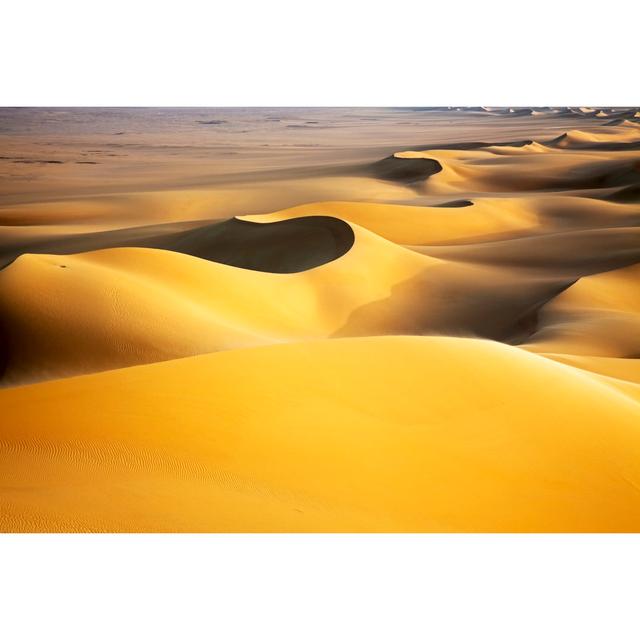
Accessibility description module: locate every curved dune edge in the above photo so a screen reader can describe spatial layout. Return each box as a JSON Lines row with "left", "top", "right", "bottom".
{"left": 392, "top": 146, "right": 640, "bottom": 195}
{"left": 367, "top": 154, "right": 443, "bottom": 183}
{"left": 0, "top": 221, "right": 441, "bottom": 385}
{"left": 355, "top": 124, "right": 640, "bottom": 197}
{"left": 240, "top": 200, "right": 540, "bottom": 244}
{"left": 1, "top": 336, "right": 639, "bottom": 533}
{"left": 152, "top": 215, "right": 355, "bottom": 273}
{"left": 538, "top": 353, "right": 640, "bottom": 397}
{"left": 1, "top": 211, "right": 596, "bottom": 386}
{"left": 550, "top": 125, "right": 640, "bottom": 148}
{"left": 524, "top": 262, "right": 640, "bottom": 358}
{"left": 241, "top": 196, "right": 640, "bottom": 246}
{"left": 417, "top": 227, "right": 640, "bottom": 278}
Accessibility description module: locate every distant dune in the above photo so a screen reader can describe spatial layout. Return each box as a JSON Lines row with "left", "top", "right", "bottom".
{"left": 393, "top": 142, "right": 640, "bottom": 194}
{"left": 1, "top": 107, "right": 639, "bottom": 532}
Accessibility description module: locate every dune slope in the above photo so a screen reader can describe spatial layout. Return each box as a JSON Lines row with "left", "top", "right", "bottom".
{"left": 524, "top": 262, "right": 640, "bottom": 357}
{"left": 1, "top": 336, "right": 640, "bottom": 533}
{"left": 0, "top": 221, "right": 435, "bottom": 383}
{"left": 0, "top": 215, "right": 582, "bottom": 385}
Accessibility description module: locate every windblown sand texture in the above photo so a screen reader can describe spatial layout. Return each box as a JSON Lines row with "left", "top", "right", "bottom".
{"left": 1, "top": 107, "right": 640, "bottom": 532}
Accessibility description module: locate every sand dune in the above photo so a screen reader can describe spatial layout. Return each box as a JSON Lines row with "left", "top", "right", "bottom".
{"left": 421, "top": 227, "right": 640, "bottom": 276}
{"left": 242, "top": 199, "right": 540, "bottom": 244}
{"left": 1, "top": 336, "right": 639, "bottom": 533}
{"left": 551, "top": 125, "right": 640, "bottom": 148}
{"left": 539, "top": 353, "right": 640, "bottom": 389}
{"left": 602, "top": 182, "right": 640, "bottom": 203}
{"left": 605, "top": 118, "right": 640, "bottom": 128}
{"left": 0, "top": 217, "right": 572, "bottom": 384}
{"left": 356, "top": 122, "right": 640, "bottom": 197}
{"left": 524, "top": 262, "right": 640, "bottom": 358}
{"left": 1, "top": 107, "right": 640, "bottom": 532}
{"left": 385, "top": 149, "right": 639, "bottom": 195}
{"left": 0, "top": 220, "right": 436, "bottom": 383}
{"left": 245, "top": 195, "right": 640, "bottom": 245}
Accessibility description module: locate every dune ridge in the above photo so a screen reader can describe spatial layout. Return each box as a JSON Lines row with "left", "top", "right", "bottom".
{"left": 0, "top": 220, "right": 437, "bottom": 383}
{"left": 1, "top": 107, "right": 640, "bottom": 532}
{"left": 524, "top": 262, "right": 640, "bottom": 358}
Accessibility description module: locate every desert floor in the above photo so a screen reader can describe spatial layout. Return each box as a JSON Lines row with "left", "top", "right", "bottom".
{"left": 1, "top": 106, "right": 640, "bottom": 532}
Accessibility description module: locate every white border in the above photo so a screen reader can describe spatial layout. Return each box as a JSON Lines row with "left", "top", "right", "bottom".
{"left": 2, "top": 2, "right": 640, "bottom": 637}
{"left": 2, "top": 534, "right": 639, "bottom": 639}
{"left": 2, "top": 0, "right": 638, "bottom": 106}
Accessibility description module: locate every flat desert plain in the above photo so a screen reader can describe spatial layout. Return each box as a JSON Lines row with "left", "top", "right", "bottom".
{"left": 1, "top": 106, "right": 640, "bottom": 532}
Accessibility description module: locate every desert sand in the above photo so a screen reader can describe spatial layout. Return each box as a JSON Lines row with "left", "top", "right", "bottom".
{"left": 1, "top": 107, "right": 639, "bottom": 531}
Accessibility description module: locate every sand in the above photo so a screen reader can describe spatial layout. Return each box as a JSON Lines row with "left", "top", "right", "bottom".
{"left": 1, "top": 107, "right": 639, "bottom": 532}
{"left": 2, "top": 337, "right": 640, "bottom": 532}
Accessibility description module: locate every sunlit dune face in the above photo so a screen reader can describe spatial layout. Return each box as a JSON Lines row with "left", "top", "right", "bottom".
{"left": 1, "top": 107, "right": 640, "bottom": 532}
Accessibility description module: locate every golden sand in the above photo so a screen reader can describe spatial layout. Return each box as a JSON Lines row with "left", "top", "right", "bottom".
{"left": 1, "top": 108, "right": 639, "bottom": 531}
{"left": 2, "top": 337, "right": 640, "bottom": 532}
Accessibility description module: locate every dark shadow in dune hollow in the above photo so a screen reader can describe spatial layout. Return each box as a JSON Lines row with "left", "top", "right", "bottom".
{"left": 600, "top": 182, "right": 640, "bottom": 203}
{"left": 367, "top": 155, "right": 443, "bottom": 183}
{"left": 151, "top": 216, "right": 355, "bottom": 273}
{"left": 330, "top": 264, "right": 576, "bottom": 345}
{"left": 423, "top": 227, "right": 640, "bottom": 277}
{"left": 0, "top": 216, "right": 356, "bottom": 275}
